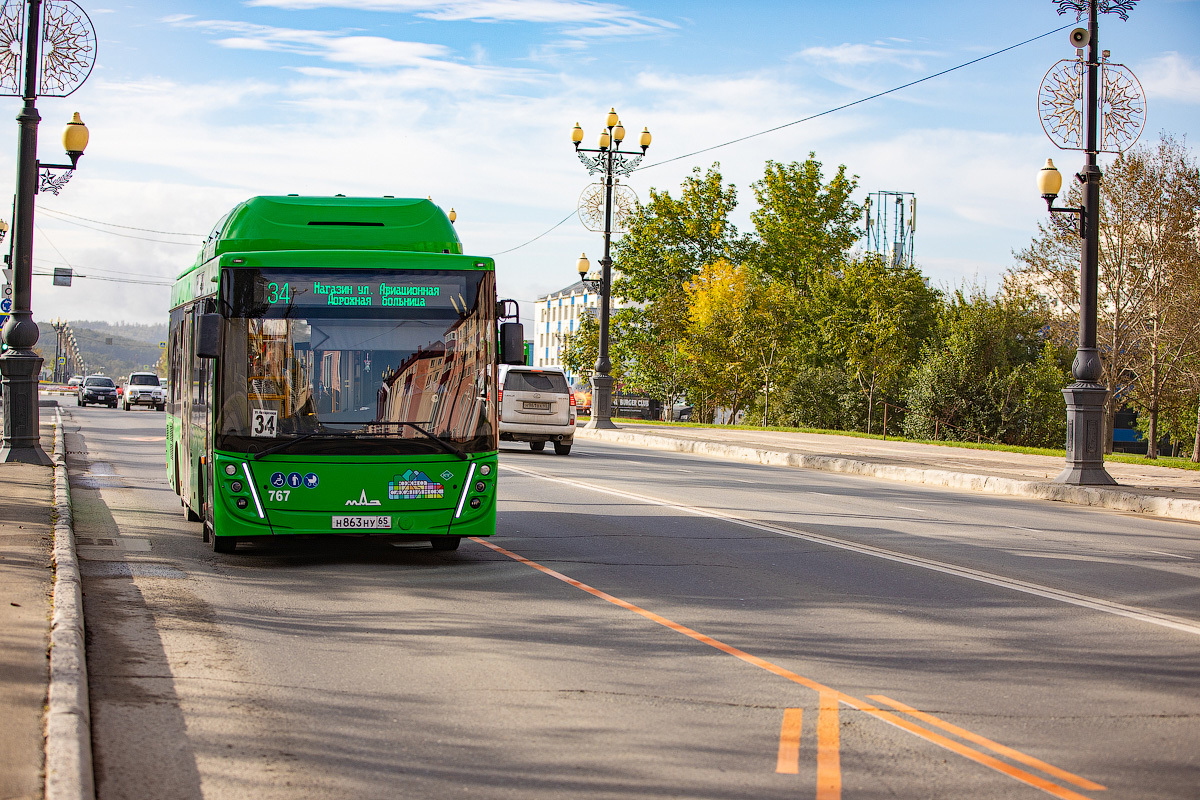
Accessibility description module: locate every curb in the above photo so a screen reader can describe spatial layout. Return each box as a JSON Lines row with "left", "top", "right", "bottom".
{"left": 575, "top": 427, "right": 1200, "bottom": 524}
{"left": 45, "top": 407, "right": 94, "bottom": 800}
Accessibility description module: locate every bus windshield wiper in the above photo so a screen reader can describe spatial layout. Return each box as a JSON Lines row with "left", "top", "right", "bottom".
{"left": 251, "top": 428, "right": 340, "bottom": 460}
{"left": 327, "top": 420, "right": 468, "bottom": 460}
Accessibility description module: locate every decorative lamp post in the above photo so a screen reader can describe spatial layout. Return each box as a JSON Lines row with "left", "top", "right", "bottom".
{"left": 1036, "top": 0, "right": 1143, "bottom": 484}
{"left": 571, "top": 108, "right": 650, "bottom": 429}
{"left": 0, "top": 0, "right": 96, "bottom": 464}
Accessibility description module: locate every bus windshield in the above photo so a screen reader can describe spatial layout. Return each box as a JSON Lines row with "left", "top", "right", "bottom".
{"left": 216, "top": 268, "right": 496, "bottom": 456}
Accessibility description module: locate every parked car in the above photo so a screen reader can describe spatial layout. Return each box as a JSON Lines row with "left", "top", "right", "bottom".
{"left": 77, "top": 375, "right": 118, "bottom": 408}
{"left": 122, "top": 371, "right": 165, "bottom": 411}
{"left": 498, "top": 365, "right": 575, "bottom": 455}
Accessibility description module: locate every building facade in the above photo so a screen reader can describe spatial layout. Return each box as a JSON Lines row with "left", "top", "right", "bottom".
{"left": 534, "top": 280, "right": 599, "bottom": 384}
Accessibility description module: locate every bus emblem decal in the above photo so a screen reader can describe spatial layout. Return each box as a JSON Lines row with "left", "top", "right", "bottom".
{"left": 388, "top": 470, "right": 445, "bottom": 501}
{"left": 345, "top": 490, "right": 382, "bottom": 507}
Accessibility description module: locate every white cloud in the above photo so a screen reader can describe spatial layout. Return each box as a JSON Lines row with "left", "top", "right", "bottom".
{"left": 796, "top": 42, "right": 939, "bottom": 70}
{"left": 173, "top": 19, "right": 455, "bottom": 69}
{"left": 1138, "top": 52, "right": 1200, "bottom": 104}
{"left": 243, "top": 0, "right": 676, "bottom": 38}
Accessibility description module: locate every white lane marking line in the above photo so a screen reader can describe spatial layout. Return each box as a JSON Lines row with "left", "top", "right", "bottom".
{"left": 502, "top": 464, "right": 1200, "bottom": 637}
{"left": 733, "top": 478, "right": 754, "bottom": 483}
{"left": 1146, "top": 550, "right": 1193, "bottom": 560}
{"left": 896, "top": 506, "right": 922, "bottom": 512}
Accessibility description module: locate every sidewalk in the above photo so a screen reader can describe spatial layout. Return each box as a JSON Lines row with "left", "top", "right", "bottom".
{"left": 576, "top": 422, "right": 1200, "bottom": 523}
{"left": 0, "top": 409, "right": 56, "bottom": 800}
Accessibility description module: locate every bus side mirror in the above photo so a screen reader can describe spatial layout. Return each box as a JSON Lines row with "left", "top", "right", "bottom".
{"left": 499, "top": 322, "right": 524, "bottom": 365}
{"left": 196, "top": 313, "right": 222, "bottom": 359}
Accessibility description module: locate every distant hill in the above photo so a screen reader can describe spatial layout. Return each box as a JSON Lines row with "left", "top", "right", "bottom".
{"left": 36, "top": 320, "right": 166, "bottom": 380}
{"left": 69, "top": 320, "right": 167, "bottom": 345}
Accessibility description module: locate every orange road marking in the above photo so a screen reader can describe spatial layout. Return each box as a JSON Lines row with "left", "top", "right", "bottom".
{"left": 817, "top": 692, "right": 841, "bottom": 800}
{"left": 471, "top": 538, "right": 1102, "bottom": 800}
{"left": 775, "top": 708, "right": 803, "bottom": 774}
{"left": 867, "top": 694, "right": 1106, "bottom": 792}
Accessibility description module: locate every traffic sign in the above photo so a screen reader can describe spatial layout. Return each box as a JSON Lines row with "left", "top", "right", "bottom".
{"left": 2, "top": 284, "right": 10, "bottom": 298}
{"left": 58, "top": 356, "right": 66, "bottom": 365}
{"left": 0, "top": 313, "right": 8, "bottom": 328}
{"left": 158, "top": 341, "right": 166, "bottom": 348}
{"left": 2, "top": 267, "right": 11, "bottom": 283}
{"left": 0, "top": 297, "right": 9, "bottom": 314}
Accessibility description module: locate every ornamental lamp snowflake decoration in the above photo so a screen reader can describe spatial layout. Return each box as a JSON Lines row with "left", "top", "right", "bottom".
{"left": 1038, "top": 55, "right": 1145, "bottom": 153}
{"left": 577, "top": 183, "right": 639, "bottom": 234}
{"left": 0, "top": 0, "right": 96, "bottom": 98}
{"left": 1054, "top": 0, "right": 1139, "bottom": 22}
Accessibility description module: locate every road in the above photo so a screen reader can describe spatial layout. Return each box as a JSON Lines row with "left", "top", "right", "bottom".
{"left": 64, "top": 403, "right": 1200, "bottom": 799}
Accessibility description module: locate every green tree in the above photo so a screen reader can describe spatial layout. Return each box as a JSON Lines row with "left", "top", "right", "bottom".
{"left": 1008, "top": 133, "right": 1200, "bottom": 456}
{"left": 810, "top": 253, "right": 940, "bottom": 433}
{"left": 609, "top": 164, "right": 742, "bottom": 416}
{"left": 1120, "top": 135, "right": 1200, "bottom": 457}
{"left": 902, "top": 289, "right": 1070, "bottom": 448}
{"left": 613, "top": 163, "right": 742, "bottom": 305}
{"left": 749, "top": 155, "right": 861, "bottom": 290}
{"left": 559, "top": 310, "right": 601, "bottom": 385}
{"left": 613, "top": 305, "right": 692, "bottom": 418}
{"left": 769, "top": 365, "right": 867, "bottom": 431}
{"left": 682, "top": 259, "right": 800, "bottom": 424}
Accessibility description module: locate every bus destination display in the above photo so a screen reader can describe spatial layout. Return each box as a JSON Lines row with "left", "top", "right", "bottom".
{"left": 253, "top": 271, "right": 467, "bottom": 311}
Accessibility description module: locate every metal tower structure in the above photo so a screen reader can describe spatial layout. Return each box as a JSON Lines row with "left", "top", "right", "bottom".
{"left": 864, "top": 191, "right": 915, "bottom": 267}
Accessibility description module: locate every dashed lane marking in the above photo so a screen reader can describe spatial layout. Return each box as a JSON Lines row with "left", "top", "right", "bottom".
{"left": 775, "top": 709, "right": 803, "bottom": 774}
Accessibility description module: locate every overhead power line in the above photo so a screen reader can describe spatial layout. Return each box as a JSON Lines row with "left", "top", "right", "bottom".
{"left": 39, "top": 207, "right": 205, "bottom": 237}
{"left": 34, "top": 257, "right": 175, "bottom": 282}
{"left": 637, "top": 24, "right": 1073, "bottom": 172}
{"left": 33, "top": 270, "right": 173, "bottom": 286}
{"left": 489, "top": 24, "right": 1072, "bottom": 256}
{"left": 486, "top": 211, "right": 576, "bottom": 257}
{"left": 37, "top": 209, "right": 202, "bottom": 246}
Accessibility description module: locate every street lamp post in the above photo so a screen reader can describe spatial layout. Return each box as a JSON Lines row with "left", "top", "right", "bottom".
{"left": 0, "top": 0, "right": 94, "bottom": 464}
{"left": 571, "top": 108, "right": 650, "bottom": 429}
{"left": 1036, "top": 0, "right": 1143, "bottom": 485}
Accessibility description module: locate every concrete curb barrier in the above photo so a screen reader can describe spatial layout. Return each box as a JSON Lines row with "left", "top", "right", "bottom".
{"left": 45, "top": 407, "right": 94, "bottom": 800}
{"left": 575, "top": 427, "right": 1200, "bottom": 524}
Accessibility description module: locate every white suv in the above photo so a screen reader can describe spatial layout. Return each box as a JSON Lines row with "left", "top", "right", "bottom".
{"left": 122, "top": 372, "right": 165, "bottom": 411}
{"left": 498, "top": 365, "right": 575, "bottom": 455}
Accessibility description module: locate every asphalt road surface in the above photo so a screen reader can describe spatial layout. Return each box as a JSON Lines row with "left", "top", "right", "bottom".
{"left": 65, "top": 403, "right": 1200, "bottom": 799}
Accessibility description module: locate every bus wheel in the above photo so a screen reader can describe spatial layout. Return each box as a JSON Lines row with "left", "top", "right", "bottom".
{"left": 430, "top": 536, "right": 461, "bottom": 552}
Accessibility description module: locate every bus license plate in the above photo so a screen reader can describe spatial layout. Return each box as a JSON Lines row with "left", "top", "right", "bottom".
{"left": 331, "top": 515, "right": 392, "bottom": 530}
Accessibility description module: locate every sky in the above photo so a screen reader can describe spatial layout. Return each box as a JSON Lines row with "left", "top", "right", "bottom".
{"left": 5, "top": 0, "right": 1199, "bottom": 330}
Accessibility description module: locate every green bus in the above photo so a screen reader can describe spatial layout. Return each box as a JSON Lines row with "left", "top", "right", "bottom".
{"left": 166, "top": 196, "right": 522, "bottom": 553}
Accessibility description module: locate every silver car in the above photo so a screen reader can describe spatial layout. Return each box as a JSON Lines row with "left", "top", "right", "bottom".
{"left": 498, "top": 365, "right": 575, "bottom": 455}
